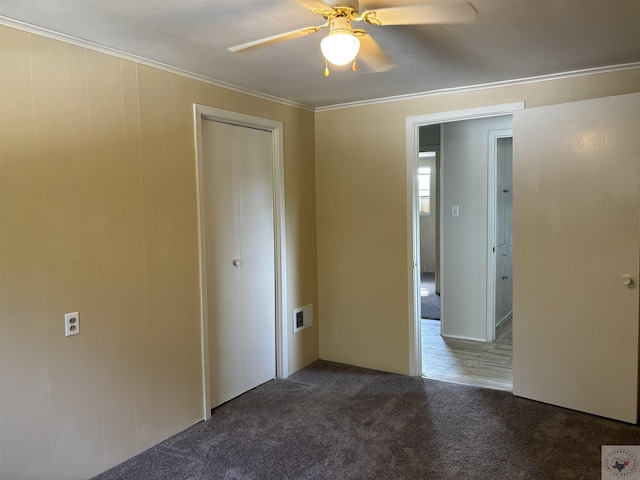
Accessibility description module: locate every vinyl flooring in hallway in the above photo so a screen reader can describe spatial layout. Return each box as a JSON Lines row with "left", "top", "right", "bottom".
{"left": 421, "top": 317, "right": 513, "bottom": 391}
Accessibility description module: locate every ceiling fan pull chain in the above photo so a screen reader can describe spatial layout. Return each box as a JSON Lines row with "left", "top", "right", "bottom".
{"left": 324, "top": 58, "right": 330, "bottom": 77}
{"left": 352, "top": 59, "right": 358, "bottom": 72}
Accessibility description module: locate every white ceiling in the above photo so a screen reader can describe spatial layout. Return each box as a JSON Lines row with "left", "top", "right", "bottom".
{"left": 1, "top": 0, "right": 639, "bottom": 108}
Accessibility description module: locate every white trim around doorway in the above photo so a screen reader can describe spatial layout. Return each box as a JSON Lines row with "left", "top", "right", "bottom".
{"left": 193, "top": 104, "right": 288, "bottom": 420}
{"left": 405, "top": 102, "right": 525, "bottom": 377}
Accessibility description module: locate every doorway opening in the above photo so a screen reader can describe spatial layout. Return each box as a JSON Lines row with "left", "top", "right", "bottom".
{"left": 406, "top": 103, "right": 525, "bottom": 388}
{"left": 417, "top": 124, "right": 441, "bottom": 323}
{"left": 417, "top": 122, "right": 513, "bottom": 390}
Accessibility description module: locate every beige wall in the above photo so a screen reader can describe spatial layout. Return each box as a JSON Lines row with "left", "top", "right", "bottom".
{"left": 315, "top": 67, "right": 640, "bottom": 375}
{"left": 0, "top": 25, "right": 318, "bottom": 480}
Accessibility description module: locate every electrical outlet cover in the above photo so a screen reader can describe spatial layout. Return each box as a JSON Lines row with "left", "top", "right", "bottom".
{"left": 65, "top": 312, "right": 80, "bottom": 337}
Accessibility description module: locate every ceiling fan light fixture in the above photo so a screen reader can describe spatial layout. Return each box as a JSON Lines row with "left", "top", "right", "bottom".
{"left": 320, "top": 16, "right": 360, "bottom": 66}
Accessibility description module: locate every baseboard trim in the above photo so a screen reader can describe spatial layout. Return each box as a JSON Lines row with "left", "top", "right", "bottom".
{"left": 441, "top": 333, "right": 488, "bottom": 343}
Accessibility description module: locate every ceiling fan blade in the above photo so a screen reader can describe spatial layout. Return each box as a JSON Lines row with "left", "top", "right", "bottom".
{"left": 357, "top": 34, "right": 395, "bottom": 72}
{"left": 361, "top": 2, "right": 477, "bottom": 26}
{"left": 293, "top": 0, "right": 336, "bottom": 13}
{"left": 229, "top": 25, "right": 325, "bottom": 53}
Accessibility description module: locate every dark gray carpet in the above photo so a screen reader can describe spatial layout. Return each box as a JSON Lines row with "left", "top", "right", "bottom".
{"left": 421, "top": 272, "right": 440, "bottom": 320}
{"left": 92, "top": 360, "right": 640, "bottom": 480}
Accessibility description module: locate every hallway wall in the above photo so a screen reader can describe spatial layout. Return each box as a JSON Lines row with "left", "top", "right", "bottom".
{"left": 441, "top": 115, "right": 513, "bottom": 341}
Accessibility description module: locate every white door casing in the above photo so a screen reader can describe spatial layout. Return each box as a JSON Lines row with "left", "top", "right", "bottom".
{"left": 194, "top": 105, "right": 288, "bottom": 419}
{"left": 405, "top": 103, "right": 525, "bottom": 376}
{"left": 512, "top": 93, "right": 640, "bottom": 423}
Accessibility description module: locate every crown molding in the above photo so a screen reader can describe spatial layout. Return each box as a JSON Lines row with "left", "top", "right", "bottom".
{"left": 0, "top": 16, "right": 315, "bottom": 113}
{"left": 315, "top": 62, "right": 640, "bottom": 112}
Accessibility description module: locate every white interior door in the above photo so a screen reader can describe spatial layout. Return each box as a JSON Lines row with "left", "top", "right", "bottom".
{"left": 512, "top": 93, "right": 640, "bottom": 423}
{"left": 202, "top": 119, "right": 276, "bottom": 410}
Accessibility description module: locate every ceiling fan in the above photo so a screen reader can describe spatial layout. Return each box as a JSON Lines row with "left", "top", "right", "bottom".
{"left": 228, "top": 0, "right": 477, "bottom": 76}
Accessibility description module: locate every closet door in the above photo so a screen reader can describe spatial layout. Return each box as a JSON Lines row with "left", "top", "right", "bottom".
{"left": 502, "top": 137, "right": 513, "bottom": 246}
{"left": 513, "top": 93, "right": 640, "bottom": 423}
{"left": 494, "top": 137, "right": 513, "bottom": 326}
{"left": 496, "top": 138, "right": 507, "bottom": 248}
{"left": 496, "top": 137, "right": 513, "bottom": 248}
{"left": 202, "top": 119, "right": 275, "bottom": 410}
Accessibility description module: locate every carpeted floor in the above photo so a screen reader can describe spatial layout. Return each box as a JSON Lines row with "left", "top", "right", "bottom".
{"left": 421, "top": 272, "right": 440, "bottom": 320}
{"left": 91, "top": 360, "right": 640, "bottom": 480}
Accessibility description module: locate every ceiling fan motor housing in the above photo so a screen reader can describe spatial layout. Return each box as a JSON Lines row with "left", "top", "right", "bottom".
{"left": 328, "top": 16, "right": 355, "bottom": 36}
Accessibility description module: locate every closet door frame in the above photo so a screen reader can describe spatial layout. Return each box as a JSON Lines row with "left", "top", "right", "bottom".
{"left": 486, "top": 129, "right": 513, "bottom": 342}
{"left": 193, "top": 104, "right": 287, "bottom": 421}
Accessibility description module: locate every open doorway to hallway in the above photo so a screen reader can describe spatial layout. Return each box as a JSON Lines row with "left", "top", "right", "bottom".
{"left": 416, "top": 119, "right": 513, "bottom": 391}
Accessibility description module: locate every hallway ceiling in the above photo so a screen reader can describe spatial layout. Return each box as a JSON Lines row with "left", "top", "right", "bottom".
{"left": 1, "top": 0, "right": 639, "bottom": 108}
